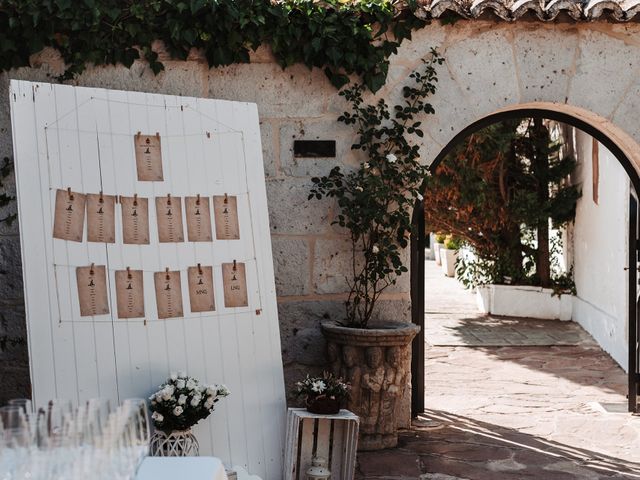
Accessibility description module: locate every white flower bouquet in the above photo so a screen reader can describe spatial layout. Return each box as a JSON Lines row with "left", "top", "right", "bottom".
{"left": 149, "top": 372, "right": 229, "bottom": 433}
{"left": 295, "top": 372, "right": 349, "bottom": 414}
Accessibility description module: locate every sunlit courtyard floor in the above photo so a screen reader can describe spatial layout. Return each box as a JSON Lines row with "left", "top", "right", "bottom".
{"left": 355, "top": 260, "right": 640, "bottom": 479}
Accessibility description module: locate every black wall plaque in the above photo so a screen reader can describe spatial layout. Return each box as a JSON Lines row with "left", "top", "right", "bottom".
{"left": 293, "top": 140, "right": 336, "bottom": 158}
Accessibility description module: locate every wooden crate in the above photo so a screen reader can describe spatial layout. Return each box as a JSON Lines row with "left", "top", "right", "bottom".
{"left": 284, "top": 408, "right": 359, "bottom": 480}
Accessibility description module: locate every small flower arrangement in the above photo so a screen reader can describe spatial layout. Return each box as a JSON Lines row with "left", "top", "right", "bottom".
{"left": 149, "top": 372, "right": 230, "bottom": 433}
{"left": 295, "top": 372, "right": 349, "bottom": 414}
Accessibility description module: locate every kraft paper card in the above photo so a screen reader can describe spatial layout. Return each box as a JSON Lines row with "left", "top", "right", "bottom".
{"left": 76, "top": 265, "right": 109, "bottom": 317}
{"left": 115, "top": 269, "right": 145, "bottom": 319}
{"left": 213, "top": 195, "right": 240, "bottom": 240}
{"left": 154, "top": 270, "right": 184, "bottom": 319}
{"left": 185, "top": 196, "right": 213, "bottom": 242}
{"left": 187, "top": 265, "right": 215, "bottom": 312}
{"left": 134, "top": 134, "right": 163, "bottom": 181}
{"left": 86, "top": 193, "right": 116, "bottom": 243}
{"left": 53, "top": 189, "right": 86, "bottom": 242}
{"left": 222, "top": 262, "right": 248, "bottom": 308}
{"left": 156, "top": 196, "right": 184, "bottom": 243}
{"left": 120, "top": 195, "right": 150, "bottom": 244}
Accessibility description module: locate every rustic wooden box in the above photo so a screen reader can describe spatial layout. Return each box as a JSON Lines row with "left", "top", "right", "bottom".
{"left": 284, "top": 408, "right": 359, "bottom": 480}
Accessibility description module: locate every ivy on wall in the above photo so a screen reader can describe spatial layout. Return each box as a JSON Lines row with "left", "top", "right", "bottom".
{"left": 0, "top": 0, "right": 427, "bottom": 92}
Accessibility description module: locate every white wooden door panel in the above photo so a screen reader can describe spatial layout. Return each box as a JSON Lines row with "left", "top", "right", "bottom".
{"left": 10, "top": 81, "right": 286, "bottom": 479}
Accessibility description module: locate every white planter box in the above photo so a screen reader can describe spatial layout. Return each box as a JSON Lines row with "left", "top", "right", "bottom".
{"left": 476, "top": 284, "right": 573, "bottom": 320}
{"left": 434, "top": 242, "right": 444, "bottom": 265}
{"left": 440, "top": 248, "right": 458, "bottom": 277}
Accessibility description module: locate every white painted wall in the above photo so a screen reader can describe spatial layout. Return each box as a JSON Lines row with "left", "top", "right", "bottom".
{"left": 569, "top": 128, "right": 629, "bottom": 370}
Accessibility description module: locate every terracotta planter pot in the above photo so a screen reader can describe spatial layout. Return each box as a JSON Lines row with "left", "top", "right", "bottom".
{"left": 306, "top": 395, "right": 341, "bottom": 415}
{"left": 321, "top": 322, "right": 420, "bottom": 451}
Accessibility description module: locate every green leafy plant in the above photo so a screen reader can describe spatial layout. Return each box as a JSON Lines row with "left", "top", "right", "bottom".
{"left": 425, "top": 119, "right": 580, "bottom": 290}
{"left": 0, "top": 0, "right": 426, "bottom": 92}
{"left": 310, "top": 50, "right": 444, "bottom": 328}
{"left": 443, "top": 234, "right": 461, "bottom": 250}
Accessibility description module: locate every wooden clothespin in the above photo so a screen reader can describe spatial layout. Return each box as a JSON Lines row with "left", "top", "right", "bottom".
{"left": 89, "top": 263, "right": 95, "bottom": 275}
{"left": 155, "top": 132, "right": 160, "bottom": 138}
{"left": 224, "top": 193, "right": 228, "bottom": 204}
{"left": 196, "top": 194, "right": 201, "bottom": 205}
{"left": 136, "top": 131, "right": 141, "bottom": 138}
{"left": 197, "top": 263, "right": 203, "bottom": 275}
{"left": 206, "top": 131, "right": 211, "bottom": 139}
{"left": 98, "top": 191, "right": 104, "bottom": 204}
{"left": 67, "top": 187, "right": 74, "bottom": 201}
{"left": 166, "top": 193, "right": 172, "bottom": 206}
{"left": 127, "top": 266, "right": 132, "bottom": 279}
{"left": 232, "top": 259, "right": 237, "bottom": 271}
{"left": 133, "top": 193, "right": 138, "bottom": 206}
{"left": 165, "top": 267, "right": 170, "bottom": 280}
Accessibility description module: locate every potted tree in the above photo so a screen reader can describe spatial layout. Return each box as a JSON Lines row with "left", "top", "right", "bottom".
{"left": 433, "top": 232, "right": 446, "bottom": 266}
{"left": 310, "top": 51, "right": 443, "bottom": 450}
{"left": 440, "top": 234, "right": 461, "bottom": 277}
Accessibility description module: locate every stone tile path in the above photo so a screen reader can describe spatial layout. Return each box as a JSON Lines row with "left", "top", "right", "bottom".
{"left": 355, "top": 261, "right": 640, "bottom": 479}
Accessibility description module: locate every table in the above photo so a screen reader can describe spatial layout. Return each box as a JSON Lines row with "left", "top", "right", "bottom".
{"left": 136, "top": 457, "right": 228, "bottom": 480}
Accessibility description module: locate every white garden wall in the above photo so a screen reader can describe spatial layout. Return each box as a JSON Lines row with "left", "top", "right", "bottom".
{"left": 569, "top": 129, "right": 629, "bottom": 369}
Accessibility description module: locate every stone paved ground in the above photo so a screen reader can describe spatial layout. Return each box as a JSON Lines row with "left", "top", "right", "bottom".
{"left": 356, "top": 260, "right": 640, "bottom": 479}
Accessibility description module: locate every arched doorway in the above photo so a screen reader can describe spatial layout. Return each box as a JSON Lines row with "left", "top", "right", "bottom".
{"left": 410, "top": 105, "right": 640, "bottom": 416}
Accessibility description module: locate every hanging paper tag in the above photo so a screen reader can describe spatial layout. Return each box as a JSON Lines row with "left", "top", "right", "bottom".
{"left": 115, "top": 269, "right": 145, "bottom": 319}
{"left": 76, "top": 265, "right": 109, "bottom": 317}
{"left": 222, "top": 262, "right": 248, "bottom": 308}
{"left": 134, "top": 134, "right": 164, "bottom": 181}
{"left": 120, "top": 195, "right": 150, "bottom": 244}
{"left": 156, "top": 196, "right": 184, "bottom": 243}
{"left": 53, "top": 189, "right": 86, "bottom": 242}
{"left": 86, "top": 193, "right": 116, "bottom": 243}
{"left": 187, "top": 265, "right": 215, "bottom": 312}
{"left": 185, "top": 196, "right": 213, "bottom": 242}
{"left": 154, "top": 270, "right": 184, "bottom": 319}
{"left": 213, "top": 195, "right": 240, "bottom": 240}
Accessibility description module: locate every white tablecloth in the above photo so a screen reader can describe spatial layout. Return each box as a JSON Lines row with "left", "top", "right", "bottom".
{"left": 136, "top": 457, "right": 228, "bottom": 480}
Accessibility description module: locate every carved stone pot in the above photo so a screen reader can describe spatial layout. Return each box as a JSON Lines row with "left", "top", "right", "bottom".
{"left": 321, "top": 322, "right": 420, "bottom": 451}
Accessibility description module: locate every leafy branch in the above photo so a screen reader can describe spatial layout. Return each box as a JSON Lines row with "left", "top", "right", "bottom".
{"left": 310, "top": 49, "right": 444, "bottom": 328}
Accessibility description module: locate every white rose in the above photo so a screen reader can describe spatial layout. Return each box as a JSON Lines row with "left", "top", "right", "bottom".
{"left": 218, "top": 385, "right": 230, "bottom": 396}
{"left": 191, "top": 395, "right": 202, "bottom": 407}
{"left": 161, "top": 386, "right": 175, "bottom": 401}
{"left": 173, "top": 406, "right": 183, "bottom": 416}
{"left": 386, "top": 153, "right": 397, "bottom": 163}
{"left": 355, "top": 186, "right": 363, "bottom": 192}
{"left": 204, "top": 398, "right": 214, "bottom": 409}
{"left": 178, "top": 394, "right": 187, "bottom": 405}
{"left": 363, "top": 162, "right": 370, "bottom": 169}
{"left": 176, "top": 379, "right": 186, "bottom": 389}
{"left": 151, "top": 411, "right": 164, "bottom": 422}
{"left": 206, "top": 386, "right": 216, "bottom": 396}
{"left": 186, "top": 379, "right": 197, "bottom": 391}
{"left": 372, "top": 245, "right": 379, "bottom": 254}
{"left": 416, "top": 192, "right": 424, "bottom": 201}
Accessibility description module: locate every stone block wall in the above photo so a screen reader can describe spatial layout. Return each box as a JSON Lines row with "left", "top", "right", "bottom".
{"left": 2, "top": 20, "right": 640, "bottom": 420}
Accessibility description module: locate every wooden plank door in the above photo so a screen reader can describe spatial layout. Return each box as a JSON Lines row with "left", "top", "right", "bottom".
{"left": 9, "top": 81, "right": 286, "bottom": 479}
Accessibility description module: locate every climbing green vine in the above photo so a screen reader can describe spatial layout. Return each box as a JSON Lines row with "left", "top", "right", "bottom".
{"left": 0, "top": 0, "right": 427, "bottom": 92}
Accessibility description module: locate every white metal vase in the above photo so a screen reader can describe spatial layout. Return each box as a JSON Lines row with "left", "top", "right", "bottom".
{"left": 150, "top": 429, "right": 199, "bottom": 457}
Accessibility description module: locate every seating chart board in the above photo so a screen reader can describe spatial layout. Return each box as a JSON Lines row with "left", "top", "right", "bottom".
{"left": 10, "top": 81, "right": 285, "bottom": 479}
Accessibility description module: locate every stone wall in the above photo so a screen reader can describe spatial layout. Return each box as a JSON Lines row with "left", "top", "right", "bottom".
{"left": 2, "top": 20, "right": 640, "bottom": 414}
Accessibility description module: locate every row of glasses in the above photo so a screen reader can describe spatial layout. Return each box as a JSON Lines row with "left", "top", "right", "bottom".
{"left": 0, "top": 397, "right": 150, "bottom": 480}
